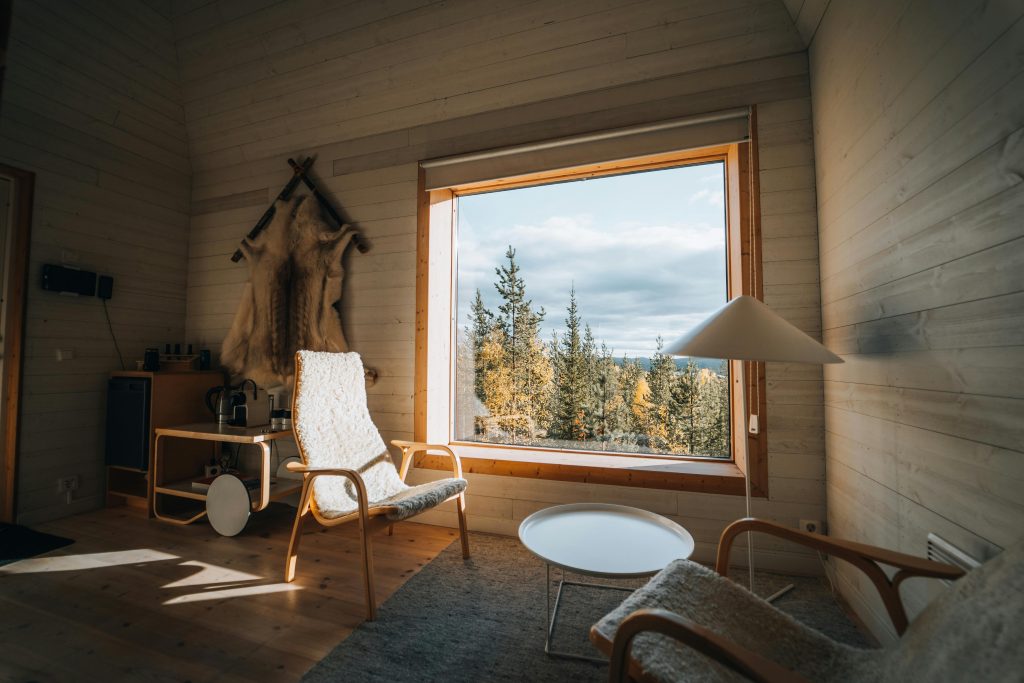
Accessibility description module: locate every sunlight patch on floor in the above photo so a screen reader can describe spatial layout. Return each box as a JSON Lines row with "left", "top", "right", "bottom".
{"left": 0, "top": 549, "right": 179, "bottom": 574}
{"left": 163, "top": 560, "right": 263, "bottom": 588}
{"left": 163, "top": 582, "right": 302, "bottom": 604}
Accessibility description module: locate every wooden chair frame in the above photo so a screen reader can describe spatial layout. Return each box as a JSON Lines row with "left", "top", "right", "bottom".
{"left": 283, "top": 440, "right": 469, "bottom": 621}
{"left": 595, "top": 517, "right": 966, "bottom": 683}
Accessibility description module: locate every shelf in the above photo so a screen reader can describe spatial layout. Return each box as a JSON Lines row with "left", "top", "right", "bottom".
{"left": 154, "top": 479, "right": 208, "bottom": 501}
{"left": 155, "top": 476, "right": 303, "bottom": 505}
{"left": 266, "top": 478, "right": 303, "bottom": 501}
{"left": 108, "top": 490, "right": 147, "bottom": 500}
{"left": 107, "top": 466, "right": 149, "bottom": 500}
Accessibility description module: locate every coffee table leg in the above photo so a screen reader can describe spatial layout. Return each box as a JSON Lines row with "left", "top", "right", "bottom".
{"left": 543, "top": 564, "right": 633, "bottom": 663}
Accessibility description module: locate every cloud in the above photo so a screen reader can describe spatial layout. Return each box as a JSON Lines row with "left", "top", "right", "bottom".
{"left": 688, "top": 188, "right": 724, "bottom": 207}
{"left": 456, "top": 164, "right": 729, "bottom": 358}
{"left": 458, "top": 216, "right": 727, "bottom": 357}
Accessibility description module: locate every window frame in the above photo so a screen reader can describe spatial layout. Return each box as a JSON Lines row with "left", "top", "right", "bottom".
{"left": 414, "top": 138, "right": 768, "bottom": 497}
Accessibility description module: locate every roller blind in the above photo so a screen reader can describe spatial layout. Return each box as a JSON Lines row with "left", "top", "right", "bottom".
{"left": 421, "top": 108, "right": 750, "bottom": 191}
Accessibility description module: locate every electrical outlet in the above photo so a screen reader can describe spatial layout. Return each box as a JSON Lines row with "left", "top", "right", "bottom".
{"left": 55, "top": 348, "right": 75, "bottom": 361}
{"left": 57, "top": 475, "right": 80, "bottom": 492}
{"left": 800, "top": 519, "right": 825, "bottom": 534}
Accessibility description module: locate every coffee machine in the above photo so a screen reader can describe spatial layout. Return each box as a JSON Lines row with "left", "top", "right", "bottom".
{"left": 205, "top": 379, "right": 273, "bottom": 427}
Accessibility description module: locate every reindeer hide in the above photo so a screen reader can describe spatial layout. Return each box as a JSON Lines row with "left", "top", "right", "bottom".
{"left": 222, "top": 195, "right": 357, "bottom": 388}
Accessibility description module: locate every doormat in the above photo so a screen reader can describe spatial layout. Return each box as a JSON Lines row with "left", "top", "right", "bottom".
{"left": 0, "top": 523, "right": 74, "bottom": 566}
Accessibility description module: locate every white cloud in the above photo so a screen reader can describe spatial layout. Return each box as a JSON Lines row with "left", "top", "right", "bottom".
{"left": 455, "top": 164, "right": 729, "bottom": 357}
{"left": 688, "top": 188, "right": 724, "bottom": 207}
{"left": 458, "top": 214, "right": 728, "bottom": 357}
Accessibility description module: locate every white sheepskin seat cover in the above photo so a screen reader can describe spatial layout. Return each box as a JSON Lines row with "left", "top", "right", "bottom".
{"left": 293, "top": 350, "right": 465, "bottom": 521}
{"left": 594, "top": 540, "right": 1024, "bottom": 682}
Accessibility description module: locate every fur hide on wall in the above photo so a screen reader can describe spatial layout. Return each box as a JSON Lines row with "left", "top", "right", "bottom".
{"left": 221, "top": 195, "right": 357, "bottom": 388}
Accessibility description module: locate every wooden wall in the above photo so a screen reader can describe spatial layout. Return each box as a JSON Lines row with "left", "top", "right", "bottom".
{"left": 0, "top": 0, "right": 189, "bottom": 523}
{"left": 179, "top": 0, "right": 827, "bottom": 572}
{"left": 811, "top": 0, "right": 1024, "bottom": 641}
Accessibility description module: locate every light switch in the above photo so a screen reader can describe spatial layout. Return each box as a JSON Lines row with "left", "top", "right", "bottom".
{"left": 55, "top": 348, "right": 75, "bottom": 361}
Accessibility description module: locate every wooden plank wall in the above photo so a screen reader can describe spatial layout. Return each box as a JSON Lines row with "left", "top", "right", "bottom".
{"left": 177, "top": 0, "right": 827, "bottom": 572}
{"left": 810, "top": 0, "right": 1024, "bottom": 641}
{"left": 779, "top": 0, "right": 830, "bottom": 47}
{"left": 0, "top": 0, "right": 190, "bottom": 524}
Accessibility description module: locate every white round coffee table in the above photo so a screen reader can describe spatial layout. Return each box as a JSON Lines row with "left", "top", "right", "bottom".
{"left": 519, "top": 503, "right": 695, "bottom": 662}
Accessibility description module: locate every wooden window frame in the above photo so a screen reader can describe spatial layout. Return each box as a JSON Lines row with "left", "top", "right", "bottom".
{"left": 414, "top": 139, "right": 767, "bottom": 497}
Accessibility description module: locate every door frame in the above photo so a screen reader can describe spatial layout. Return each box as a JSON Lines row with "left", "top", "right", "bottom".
{"left": 1, "top": 164, "right": 33, "bottom": 523}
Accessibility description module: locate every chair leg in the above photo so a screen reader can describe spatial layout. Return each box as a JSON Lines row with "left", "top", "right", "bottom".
{"left": 456, "top": 493, "right": 470, "bottom": 559}
{"left": 284, "top": 479, "right": 314, "bottom": 583}
{"left": 359, "top": 517, "right": 377, "bottom": 621}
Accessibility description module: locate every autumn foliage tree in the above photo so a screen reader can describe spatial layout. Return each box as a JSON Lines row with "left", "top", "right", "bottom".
{"left": 461, "top": 246, "right": 729, "bottom": 457}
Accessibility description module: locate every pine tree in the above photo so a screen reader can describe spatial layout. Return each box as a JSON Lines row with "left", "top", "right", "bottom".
{"left": 691, "top": 364, "right": 730, "bottom": 457}
{"left": 492, "top": 246, "right": 551, "bottom": 439}
{"left": 476, "top": 328, "right": 514, "bottom": 436}
{"left": 592, "top": 343, "right": 623, "bottom": 443}
{"left": 550, "top": 287, "right": 591, "bottom": 441}
{"left": 615, "top": 357, "right": 645, "bottom": 439}
{"left": 669, "top": 360, "right": 700, "bottom": 453}
{"left": 645, "top": 337, "right": 676, "bottom": 450}
{"left": 468, "top": 289, "right": 495, "bottom": 402}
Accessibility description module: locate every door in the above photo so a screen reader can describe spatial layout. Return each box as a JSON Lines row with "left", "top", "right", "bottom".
{"left": 0, "top": 166, "right": 33, "bottom": 523}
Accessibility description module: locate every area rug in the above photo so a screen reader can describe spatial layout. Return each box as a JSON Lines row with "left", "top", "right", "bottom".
{"left": 0, "top": 523, "right": 74, "bottom": 566}
{"left": 303, "top": 533, "right": 871, "bottom": 682}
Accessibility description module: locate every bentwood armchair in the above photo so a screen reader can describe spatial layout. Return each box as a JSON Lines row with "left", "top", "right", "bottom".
{"left": 283, "top": 351, "right": 469, "bottom": 620}
{"left": 592, "top": 518, "right": 1023, "bottom": 682}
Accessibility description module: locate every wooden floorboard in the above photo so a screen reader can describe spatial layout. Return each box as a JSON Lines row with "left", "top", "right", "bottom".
{"left": 0, "top": 506, "right": 458, "bottom": 682}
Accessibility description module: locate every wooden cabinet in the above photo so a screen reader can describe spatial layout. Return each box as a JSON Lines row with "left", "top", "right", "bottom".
{"left": 105, "top": 371, "right": 221, "bottom": 514}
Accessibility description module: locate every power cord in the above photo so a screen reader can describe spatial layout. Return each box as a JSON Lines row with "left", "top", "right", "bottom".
{"left": 102, "top": 299, "right": 126, "bottom": 370}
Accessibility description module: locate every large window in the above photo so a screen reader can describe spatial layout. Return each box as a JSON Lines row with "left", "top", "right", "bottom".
{"left": 453, "top": 160, "right": 731, "bottom": 459}
{"left": 416, "top": 127, "right": 768, "bottom": 493}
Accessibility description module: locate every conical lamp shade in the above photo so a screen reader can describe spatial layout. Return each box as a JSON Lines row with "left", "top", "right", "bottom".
{"left": 664, "top": 295, "right": 843, "bottom": 364}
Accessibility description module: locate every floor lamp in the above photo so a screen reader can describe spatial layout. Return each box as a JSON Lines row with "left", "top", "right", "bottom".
{"left": 664, "top": 295, "right": 842, "bottom": 596}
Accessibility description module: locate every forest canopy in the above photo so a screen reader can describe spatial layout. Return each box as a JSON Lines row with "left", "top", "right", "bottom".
{"left": 455, "top": 247, "right": 731, "bottom": 458}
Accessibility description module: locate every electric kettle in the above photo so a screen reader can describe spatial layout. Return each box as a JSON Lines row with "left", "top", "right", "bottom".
{"left": 205, "top": 384, "right": 243, "bottom": 424}
{"left": 204, "top": 380, "right": 263, "bottom": 425}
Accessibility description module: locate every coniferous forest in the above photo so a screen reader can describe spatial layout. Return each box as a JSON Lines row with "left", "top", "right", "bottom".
{"left": 455, "top": 247, "right": 731, "bottom": 458}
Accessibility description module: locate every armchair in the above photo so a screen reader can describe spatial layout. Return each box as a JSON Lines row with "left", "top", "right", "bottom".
{"left": 592, "top": 518, "right": 1022, "bottom": 682}
{"left": 283, "top": 351, "right": 469, "bottom": 620}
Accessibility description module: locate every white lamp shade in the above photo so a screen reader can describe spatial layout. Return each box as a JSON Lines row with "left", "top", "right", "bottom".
{"left": 664, "top": 295, "right": 843, "bottom": 364}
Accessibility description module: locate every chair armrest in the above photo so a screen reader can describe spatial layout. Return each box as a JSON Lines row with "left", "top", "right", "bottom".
{"left": 606, "top": 608, "right": 809, "bottom": 683}
{"left": 390, "top": 440, "right": 464, "bottom": 482}
{"left": 284, "top": 463, "right": 370, "bottom": 515}
{"left": 715, "top": 517, "right": 964, "bottom": 634}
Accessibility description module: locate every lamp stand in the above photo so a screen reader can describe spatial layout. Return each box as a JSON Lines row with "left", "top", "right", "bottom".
{"left": 739, "top": 360, "right": 796, "bottom": 604}
{"left": 738, "top": 361, "right": 754, "bottom": 592}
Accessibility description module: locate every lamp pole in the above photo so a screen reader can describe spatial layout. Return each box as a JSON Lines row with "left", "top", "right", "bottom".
{"left": 738, "top": 359, "right": 754, "bottom": 592}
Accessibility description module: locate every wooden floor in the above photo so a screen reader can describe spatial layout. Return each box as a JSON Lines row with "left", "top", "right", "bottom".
{"left": 0, "top": 506, "right": 459, "bottom": 682}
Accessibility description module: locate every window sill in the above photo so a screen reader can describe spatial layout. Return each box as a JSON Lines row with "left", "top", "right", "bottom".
{"left": 414, "top": 443, "right": 747, "bottom": 495}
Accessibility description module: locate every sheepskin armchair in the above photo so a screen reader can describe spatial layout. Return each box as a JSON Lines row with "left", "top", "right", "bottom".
{"left": 283, "top": 350, "right": 469, "bottom": 619}
{"left": 593, "top": 518, "right": 1022, "bottom": 682}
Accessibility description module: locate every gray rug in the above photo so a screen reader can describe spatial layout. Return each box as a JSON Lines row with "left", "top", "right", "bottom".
{"left": 302, "top": 533, "right": 871, "bottom": 682}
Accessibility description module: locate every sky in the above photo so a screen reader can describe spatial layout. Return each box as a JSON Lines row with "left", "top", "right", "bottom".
{"left": 455, "top": 162, "right": 729, "bottom": 359}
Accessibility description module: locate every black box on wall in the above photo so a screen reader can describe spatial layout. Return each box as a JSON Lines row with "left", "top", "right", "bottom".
{"left": 42, "top": 264, "right": 97, "bottom": 296}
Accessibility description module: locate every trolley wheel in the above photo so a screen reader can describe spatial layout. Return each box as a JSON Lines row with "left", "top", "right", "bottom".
{"left": 206, "top": 474, "right": 251, "bottom": 536}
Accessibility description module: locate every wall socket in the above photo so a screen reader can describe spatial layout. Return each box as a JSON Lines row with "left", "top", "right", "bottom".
{"left": 800, "top": 519, "right": 825, "bottom": 534}
{"left": 57, "top": 475, "right": 80, "bottom": 492}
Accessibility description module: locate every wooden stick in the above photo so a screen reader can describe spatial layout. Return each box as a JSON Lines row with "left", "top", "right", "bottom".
{"left": 287, "top": 157, "right": 370, "bottom": 253}
{"left": 230, "top": 156, "right": 313, "bottom": 262}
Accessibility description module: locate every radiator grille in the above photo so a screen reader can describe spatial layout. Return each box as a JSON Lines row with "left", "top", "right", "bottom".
{"left": 927, "top": 533, "right": 981, "bottom": 581}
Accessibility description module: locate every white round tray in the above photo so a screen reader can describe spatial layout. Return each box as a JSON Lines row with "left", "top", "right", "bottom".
{"left": 518, "top": 503, "right": 695, "bottom": 578}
